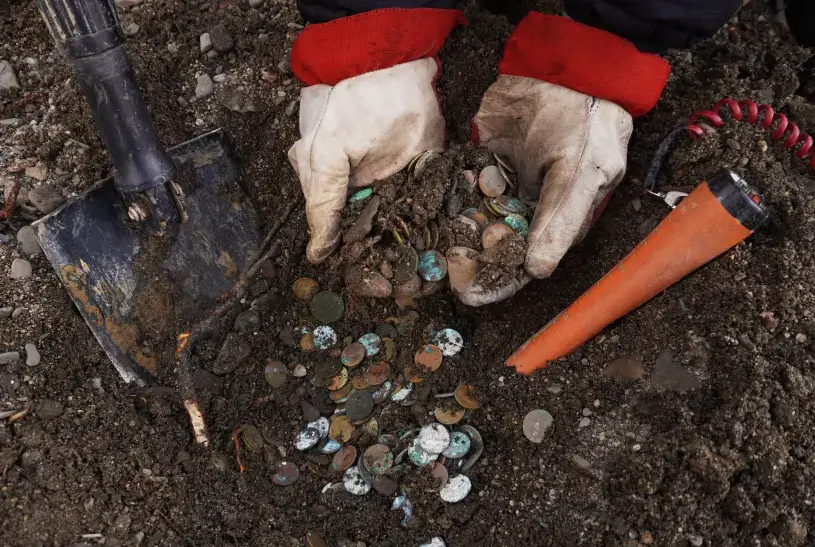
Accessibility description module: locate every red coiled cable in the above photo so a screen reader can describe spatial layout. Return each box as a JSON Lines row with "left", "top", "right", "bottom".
{"left": 687, "top": 97, "right": 815, "bottom": 169}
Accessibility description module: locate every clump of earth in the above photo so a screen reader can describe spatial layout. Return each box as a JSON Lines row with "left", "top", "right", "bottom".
{"left": 331, "top": 146, "right": 531, "bottom": 302}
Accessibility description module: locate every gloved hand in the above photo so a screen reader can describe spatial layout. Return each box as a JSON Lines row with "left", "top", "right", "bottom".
{"left": 288, "top": 8, "right": 464, "bottom": 264}
{"left": 459, "top": 13, "right": 670, "bottom": 306}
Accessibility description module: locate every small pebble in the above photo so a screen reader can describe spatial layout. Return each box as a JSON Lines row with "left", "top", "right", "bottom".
{"left": 523, "top": 409, "right": 553, "bottom": 443}
{"left": 248, "top": 0, "right": 263, "bottom": 6}
{"left": 25, "top": 344, "right": 40, "bottom": 367}
{"left": 10, "top": 258, "right": 32, "bottom": 280}
{"left": 124, "top": 22, "right": 140, "bottom": 36}
{"left": 631, "top": 197, "right": 642, "bottom": 212}
{"left": 796, "top": 333, "right": 807, "bottom": 344}
{"left": 0, "top": 60, "right": 20, "bottom": 90}
{"left": 210, "top": 24, "right": 234, "bottom": 53}
{"left": 213, "top": 73, "right": 226, "bottom": 83}
{"left": 195, "top": 74, "right": 214, "bottom": 99}
{"left": 582, "top": 408, "right": 592, "bottom": 417}
{"left": 17, "top": 226, "right": 41, "bottom": 256}
{"left": 0, "top": 307, "right": 13, "bottom": 318}
{"left": 199, "top": 32, "right": 212, "bottom": 53}
{"left": 546, "top": 385, "right": 562, "bottom": 395}
{"left": 28, "top": 185, "right": 65, "bottom": 214}
{"left": 578, "top": 417, "right": 591, "bottom": 428}
{"left": 292, "top": 364, "right": 307, "bottom": 377}
{"left": 0, "top": 351, "right": 20, "bottom": 365}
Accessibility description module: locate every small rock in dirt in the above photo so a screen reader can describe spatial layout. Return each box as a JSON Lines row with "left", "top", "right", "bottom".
{"left": 20, "top": 450, "right": 42, "bottom": 472}
{"left": 631, "top": 197, "right": 642, "bottom": 212}
{"left": 546, "top": 385, "right": 562, "bottom": 395}
{"left": 248, "top": 0, "right": 264, "bottom": 6}
{"left": 760, "top": 311, "right": 779, "bottom": 331}
{"left": 344, "top": 265, "right": 392, "bottom": 298}
{"left": 285, "top": 100, "right": 299, "bottom": 117}
{"left": 210, "top": 452, "right": 231, "bottom": 472}
{"left": 124, "top": 22, "right": 140, "bottom": 36}
{"left": 603, "top": 355, "right": 644, "bottom": 380}
{"left": 195, "top": 74, "right": 214, "bottom": 99}
{"left": 578, "top": 417, "right": 591, "bottom": 428}
{"left": 344, "top": 195, "right": 380, "bottom": 244}
{"left": 277, "top": 56, "right": 290, "bottom": 74}
{"left": 214, "top": 333, "right": 251, "bottom": 374}
{"left": 17, "top": 226, "right": 41, "bottom": 256}
{"left": 293, "top": 364, "right": 307, "bottom": 377}
{"left": 209, "top": 24, "right": 234, "bottom": 53}
{"left": 213, "top": 73, "right": 226, "bottom": 83}
{"left": 25, "top": 343, "right": 40, "bottom": 367}
{"left": 28, "top": 185, "right": 64, "bottom": 214}
{"left": 637, "top": 217, "right": 659, "bottom": 237}
{"left": 116, "top": 0, "right": 143, "bottom": 6}
{"left": 11, "top": 307, "right": 24, "bottom": 319}
{"left": 0, "top": 373, "right": 20, "bottom": 391}
{"left": 234, "top": 309, "right": 261, "bottom": 334}
{"left": 199, "top": 32, "right": 212, "bottom": 53}
{"left": 300, "top": 400, "right": 320, "bottom": 422}
{"left": 192, "top": 368, "right": 224, "bottom": 393}
{"left": 687, "top": 535, "right": 703, "bottom": 547}
{"left": 733, "top": 271, "right": 746, "bottom": 281}
{"left": 37, "top": 399, "right": 64, "bottom": 420}
{"left": 0, "top": 351, "right": 20, "bottom": 365}
{"left": 10, "top": 258, "right": 32, "bottom": 279}
{"left": 796, "top": 333, "right": 808, "bottom": 344}
{"left": 0, "top": 307, "right": 13, "bottom": 319}
{"left": 25, "top": 164, "right": 48, "bottom": 181}
{"left": 0, "top": 60, "right": 19, "bottom": 90}
{"left": 570, "top": 454, "right": 591, "bottom": 471}
{"left": 651, "top": 350, "right": 700, "bottom": 392}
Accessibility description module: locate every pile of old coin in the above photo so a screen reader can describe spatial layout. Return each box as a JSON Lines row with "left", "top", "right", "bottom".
{"left": 266, "top": 278, "right": 484, "bottom": 516}
{"left": 341, "top": 151, "right": 534, "bottom": 299}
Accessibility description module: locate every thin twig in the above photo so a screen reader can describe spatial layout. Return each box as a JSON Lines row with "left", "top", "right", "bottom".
{"left": 175, "top": 199, "right": 304, "bottom": 447}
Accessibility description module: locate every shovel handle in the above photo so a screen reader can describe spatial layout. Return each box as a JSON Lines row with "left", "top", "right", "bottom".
{"left": 37, "top": 0, "right": 175, "bottom": 194}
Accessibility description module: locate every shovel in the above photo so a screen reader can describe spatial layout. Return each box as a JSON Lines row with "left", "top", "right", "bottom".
{"left": 32, "top": 0, "right": 263, "bottom": 386}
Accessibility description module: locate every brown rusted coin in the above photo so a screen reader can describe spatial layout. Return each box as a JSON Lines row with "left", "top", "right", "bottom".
{"left": 327, "top": 367, "right": 349, "bottom": 391}
{"left": 299, "top": 333, "right": 316, "bottom": 353}
{"left": 292, "top": 278, "right": 320, "bottom": 301}
{"left": 415, "top": 344, "right": 443, "bottom": 372}
{"left": 341, "top": 342, "right": 366, "bottom": 368}
{"left": 346, "top": 390, "right": 374, "bottom": 422}
{"left": 434, "top": 405, "right": 466, "bottom": 425}
{"left": 403, "top": 364, "right": 426, "bottom": 384}
{"left": 329, "top": 382, "right": 353, "bottom": 402}
{"left": 382, "top": 338, "right": 396, "bottom": 361}
{"left": 306, "top": 531, "right": 327, "bottom": 547}
{"left": 331, "top": 445, "right": 357, "bottom": 472}
{"left": 429, "top": 461, "right": 449, "bottom": 491}
{"left": 364, "top": 362, "right": 390, "bottom": 386}
{"left": 329, "top": 415, "right": 355, "bottom": 443}
{"left": 351, "top": 374, "right": 370, "bottom": 390}
{"left": 454, "top": 384, "right": 481, "bottom": 410}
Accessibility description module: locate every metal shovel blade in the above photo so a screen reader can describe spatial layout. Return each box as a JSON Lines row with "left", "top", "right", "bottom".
{"left": 32, "top": 129, "right": 261, "bottom": 385}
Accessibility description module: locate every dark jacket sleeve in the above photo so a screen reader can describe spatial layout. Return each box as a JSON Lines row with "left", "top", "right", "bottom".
{"left": 564, "top": 0, "right": 741, "bottom": 52}
{"left": 297, "top": 0, "right": 455, "bottom": 24}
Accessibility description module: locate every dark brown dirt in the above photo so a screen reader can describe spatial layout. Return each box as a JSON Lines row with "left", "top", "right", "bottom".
{"left": 2, "top": 1, "right": 815, "bottom": 546}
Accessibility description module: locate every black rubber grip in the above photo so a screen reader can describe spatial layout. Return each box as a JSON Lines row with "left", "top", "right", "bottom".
{"left": 38, "top": 0, "right": 175, "bottom": 194}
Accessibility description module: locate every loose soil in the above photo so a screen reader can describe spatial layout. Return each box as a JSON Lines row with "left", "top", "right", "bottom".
{"left": 1, "top": 1, "right": 814, "bottom": 547}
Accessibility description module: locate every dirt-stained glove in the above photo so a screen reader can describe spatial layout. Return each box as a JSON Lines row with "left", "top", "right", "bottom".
{"left": 459, "top": 13, "right": 670, "bottom": 307}
{"left": 288, "top": 8, "right": 464, "bottom": 264}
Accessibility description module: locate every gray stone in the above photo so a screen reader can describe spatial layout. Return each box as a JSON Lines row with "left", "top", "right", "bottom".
{"left": 167, "top": 42, "right": 179, "bottom": 54}
{"left": 0, "top": 61, "right": 19, "bottom": 90}
{"left": 638, "top": 217, "right": 659, "bottom": 237}
{"left": 578, "top": 417, "right": 591, "bottom": 428}
{"left": 209, "top": 24, "right": 234, "bottom": 53}
{"left": 10, "top": 258, "right": 32, "bottom": 280}
{"left": 213, "top": 333, "right": 251, "bottom": 375}
{"left": 17, "top": 226, "right": 41, "bottom": 256}
{"left": 0, "top": 351, "right": 20, "bottom": 365}
{"left": 631, "top": 197, "right": 642, "bottom": 212}
{"left": 285, "top": 99, "right": 299, "bottom": 117}
{"left": 37, "top": 399, "right": 64, "bottom": 420}
{"left": 234, "top": 309, "right": 261, "bottom": 334}
{"left": 248, "top": 0, "right": 263, "bottom": 6}
{"left": 115, "top": 0, "right": 143, "bottom": 7}
{"left": 206, "top": 50, "right": 218, "bottom": 60}
{"left": 277, "top": 56, "right": 290, "bottom": 74}
{"left": 25, "top": 164, "right": 48, "bottom": 181}
{"left": 124, "top": 23, "right": 140, "bottom": 37}
{"left": 0, "top": 118, "right": 21, "bottom": 126}
{"left": 199, "top": 32, "right": 213, "bottom": 53}
{"left": 195, "top": 74, "right": 214, "bottom": 99}
{"left": 25, "top": 343, "right": 40, "bottom": 367}
{"left": 11, "top": 307, "right": 24, "bottom": 319}
{"left": 0, "top": 307, "right": 13, "bottom": 318}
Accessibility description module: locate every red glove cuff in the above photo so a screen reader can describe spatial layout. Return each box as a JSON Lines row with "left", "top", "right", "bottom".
{"left": 291, "top": 8, "right": 466, "bottom": 87}
{"left": 499, "top": 12, "right": 670, "bottom": 117}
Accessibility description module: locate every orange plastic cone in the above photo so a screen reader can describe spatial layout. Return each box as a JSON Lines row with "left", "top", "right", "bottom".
{"left": 507, "top": 169, "right": 768, "bottom": 375}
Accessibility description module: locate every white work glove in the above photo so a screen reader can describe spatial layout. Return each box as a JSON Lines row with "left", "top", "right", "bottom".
{"left": 459, "top": 77, "right": 633, "bottom": 306}
{"left": 288, "top": 58, "right": 444, "bottom": 264}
